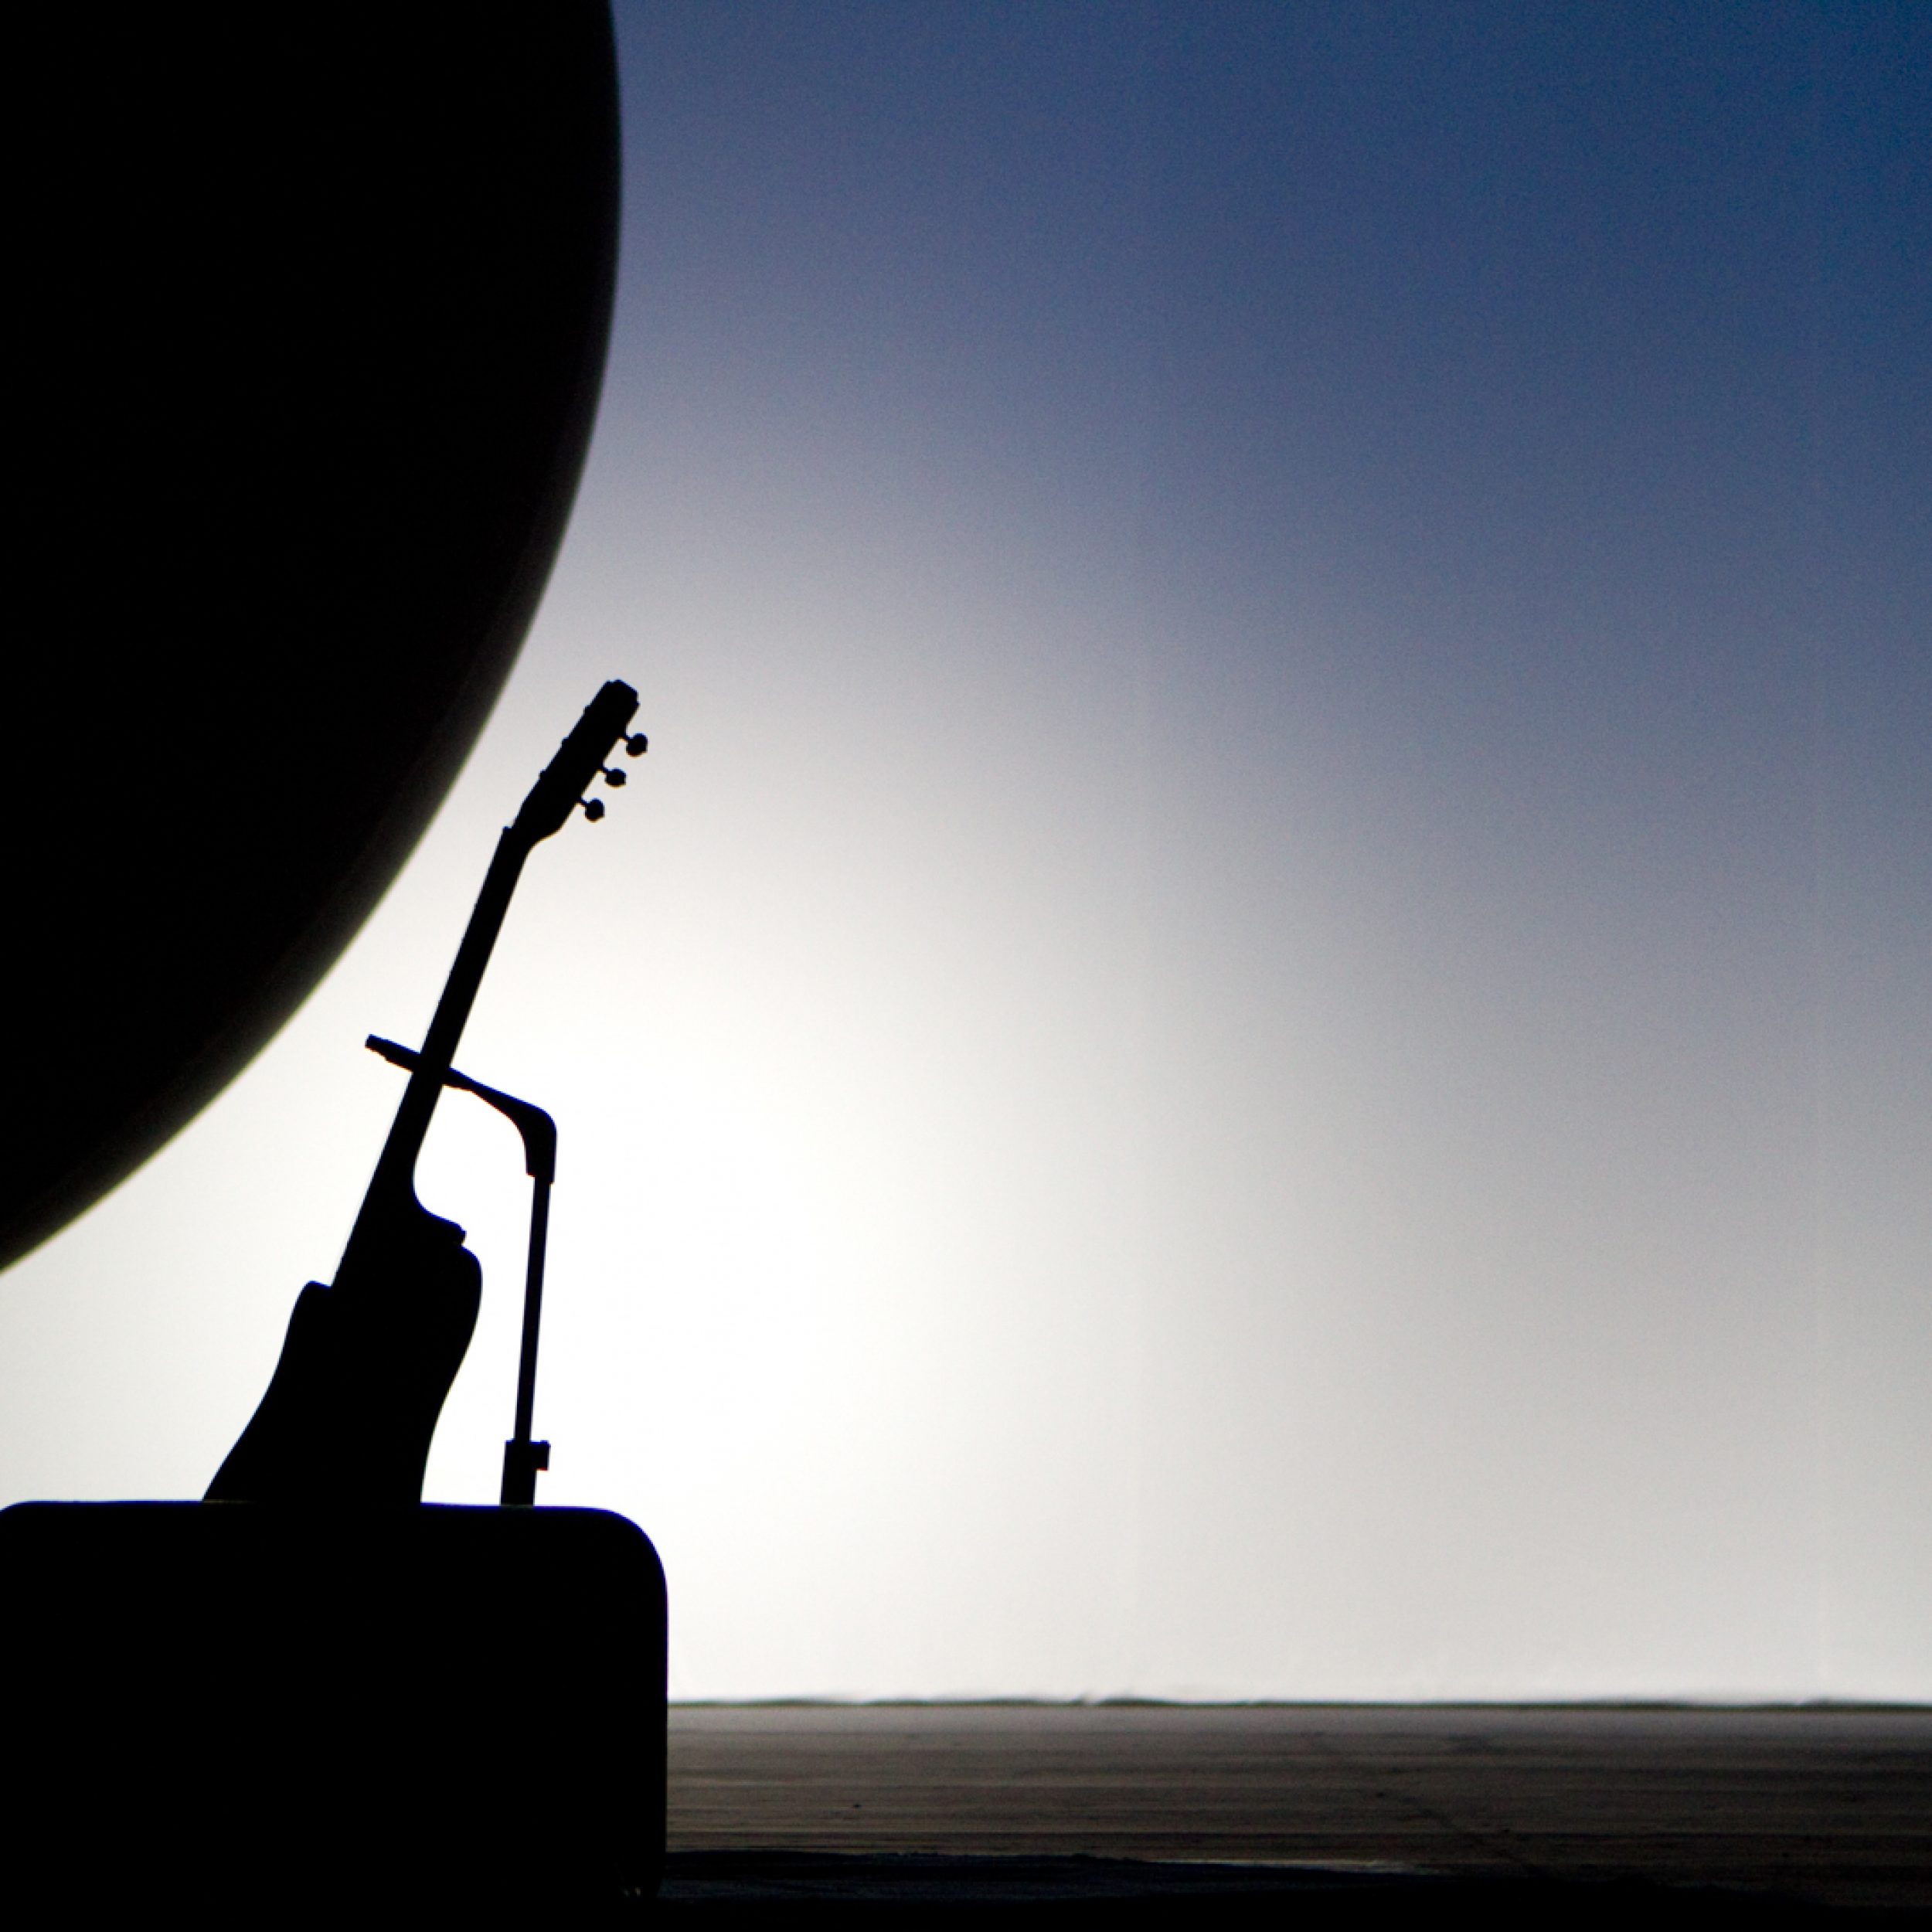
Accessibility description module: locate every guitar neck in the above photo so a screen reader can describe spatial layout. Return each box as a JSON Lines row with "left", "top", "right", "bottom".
{"left": 340, "top": 828, "right": 530, "bottom": 1268}
{"left": 378, "top": 829, "right": 529, "bottom": 1180}
{"left": 336, "top": 675, "right": 641, "bottom": 1277}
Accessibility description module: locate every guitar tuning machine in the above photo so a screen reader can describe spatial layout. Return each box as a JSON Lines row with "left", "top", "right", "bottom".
{"left": 580, "top": 731, "right": 645, "bottom": 817}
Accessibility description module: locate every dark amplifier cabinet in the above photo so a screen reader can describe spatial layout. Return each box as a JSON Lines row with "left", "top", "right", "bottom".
{"left": 0, "top": 1501, "right": 666, "bottom": 1918}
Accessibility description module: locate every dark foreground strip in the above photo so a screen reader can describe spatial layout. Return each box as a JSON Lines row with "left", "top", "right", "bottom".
{"left": 655, "top": 1850, "right": 1894, "bottom": 1923}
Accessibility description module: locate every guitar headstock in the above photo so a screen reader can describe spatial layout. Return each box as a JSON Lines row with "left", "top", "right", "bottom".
{"left": 511, "top": 680, "right": 646, "bottom": 845}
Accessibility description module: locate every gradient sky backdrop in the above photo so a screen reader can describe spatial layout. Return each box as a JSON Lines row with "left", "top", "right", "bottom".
{"left": 4, "top": 1, "right": 1926, "bottom": 1699}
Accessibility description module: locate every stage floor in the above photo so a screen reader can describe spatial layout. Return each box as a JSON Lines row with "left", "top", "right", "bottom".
{"left": 663, "top": 1703, "right": 1931, "bottom": 1917}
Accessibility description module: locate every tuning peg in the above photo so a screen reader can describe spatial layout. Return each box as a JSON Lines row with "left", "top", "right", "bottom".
{"left": 600, "top": 766, "right": 628, "bottom": 787}
{"left": 580, "top": 796, "right": 606, "bottom": 822}
{"left": 622, "top": 733, "right": 648, "bottom": 757}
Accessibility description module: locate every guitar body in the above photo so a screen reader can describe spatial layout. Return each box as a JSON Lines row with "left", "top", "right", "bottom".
{"left": 207, "top": 1202, "right": 481, "bottom": 1502}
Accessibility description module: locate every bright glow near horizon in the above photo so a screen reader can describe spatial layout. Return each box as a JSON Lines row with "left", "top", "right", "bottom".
{"left": 2, "top": 4, "right": 1926, "bottom": 1700}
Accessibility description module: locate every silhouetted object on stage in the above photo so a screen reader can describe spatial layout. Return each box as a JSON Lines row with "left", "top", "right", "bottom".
{"left": 2, "top": 687, "right": 668, "bottom": 1914}
{"left": 366, "top": 1035, "right": 563, "bottom": 1507}
{"left": 3, "top": 2, "right": 619, "bottom": 1271}
{"left": 0, "top": 1501, "right": 667, "bottom": 1917}
{"left": 209, "top": 684, "right": 645, "bottom": 1504}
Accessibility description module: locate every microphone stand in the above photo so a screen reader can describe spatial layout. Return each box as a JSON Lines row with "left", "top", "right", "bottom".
{"left": 367, "top": 1037, "right": 558, "bottom": 1505}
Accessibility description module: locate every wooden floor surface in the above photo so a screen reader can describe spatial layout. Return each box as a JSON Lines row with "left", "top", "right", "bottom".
{"left": 667, "top": 1703, "right": 1932, "bottom": 1911}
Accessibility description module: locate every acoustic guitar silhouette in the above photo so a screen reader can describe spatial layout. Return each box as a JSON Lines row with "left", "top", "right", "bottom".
{"left": 208, "top": 680, "right": 644, "bottom": 1503}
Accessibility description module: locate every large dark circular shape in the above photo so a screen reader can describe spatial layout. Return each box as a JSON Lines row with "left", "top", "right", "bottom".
{"left": 5, "top": 6, "right": 621, "bottom": 1270}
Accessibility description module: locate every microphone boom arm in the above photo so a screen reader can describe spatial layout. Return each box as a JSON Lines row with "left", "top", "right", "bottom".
{"left": 366, "top": 1036, "right": 560, "bottom": 1506}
